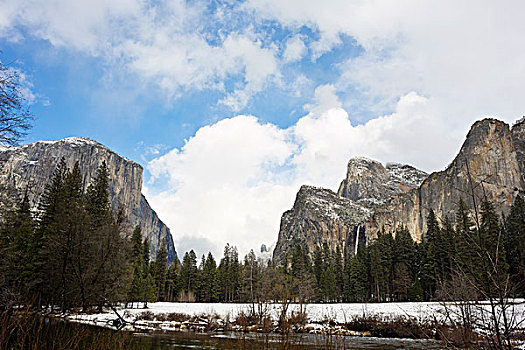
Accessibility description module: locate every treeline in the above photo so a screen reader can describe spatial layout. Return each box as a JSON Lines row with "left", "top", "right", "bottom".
{"left": 152, "top": 196, "right": 525, "bottom": 305}
{"left": 278, "top": 197, "right": 525, "bottom": 303}
{"left": 0, "top": 159, "right": 156, "bottom": 312}
{"left": 2, "top": 158, "right": 524, "bottom": 309}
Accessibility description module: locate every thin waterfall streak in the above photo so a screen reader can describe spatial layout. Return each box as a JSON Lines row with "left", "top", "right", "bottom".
{"left": 355, "top": 225, "right": 360, "bottom": 255}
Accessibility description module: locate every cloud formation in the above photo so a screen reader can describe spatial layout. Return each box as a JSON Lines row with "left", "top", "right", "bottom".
{"left": 146, "top": 92, "right": 460, "bottom": 258}
{"left": 4, "top": 0, "right": 525, "bottom": 121}
{"left": 244, "top": 0, "right": 525, "bottom": 122}
{"left": 1, "top": 0, "right": 282, "bottom": 110}
{"left": 4, "top": 0, "right": 525, "bottom": 259}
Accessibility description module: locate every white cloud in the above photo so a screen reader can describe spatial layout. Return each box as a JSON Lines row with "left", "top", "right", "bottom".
{"left": 146, "top": 92, "right": 461, "bottom": 258}
{"left": 146, "top": 115, "right": 297, "bottom": 258}
{"left": 218, "top": 35, "right": 280, "bottom": 110}
{"left": 244, "top": 0, "right": 525, "bottom": 122}
{"left": 303, "top": 84, "right": 341, "bottom": 115}
{"left": 7, "top": 0, "right": 524, "bottom": 121}
{"left": 282, "top": 35, "right": 307, "bottom": 63}
{"left": 0, "top": 0, "right": 281, "bottom": 109}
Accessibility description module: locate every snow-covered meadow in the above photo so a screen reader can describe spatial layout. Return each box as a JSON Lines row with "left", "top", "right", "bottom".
{"left": 67, "top": 300, "right": 525, "bottom": 331}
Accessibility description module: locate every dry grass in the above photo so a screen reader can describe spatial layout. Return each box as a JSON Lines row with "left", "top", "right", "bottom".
{"left": 0, "top": 308, "right": 139, "bottom": 350}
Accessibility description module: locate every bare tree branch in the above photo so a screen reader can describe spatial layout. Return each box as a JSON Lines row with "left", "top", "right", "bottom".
{"left": 0, "top": 60, "right": 33, "bottom": 146}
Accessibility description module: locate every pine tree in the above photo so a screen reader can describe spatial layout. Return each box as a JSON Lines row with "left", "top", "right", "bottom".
{"left": 313, "top": 245, "right": 323, "bottom": 296}
{"left": 56, "top": 162, "right": 83, "bottom": 312}
{"left": 393, "top": 227, "right": 415, "bottom": 301}
{"left": 289, "top": 245, "right": 315, "bottom": 303}
{"left": 165, "top": 259, "right": 179, "bottom": 302}
{"left": 180, "top": 250, "right": 198, "bottom": 301}
{"left": 0, "top": 192, "right": 36, "bottom": 307}
{"left": 129, "top": 254, "right": 146, "bottom": 307}
{"left": 218, "top": 244, "right": 241, "bottom": 302}
{"left": 83, "top": 162, "right": 130, "bottom": 309}
{"left": 455, "top": 198, "right": 479, "bottom": 276}
{"left": 421, "top": 210, "right": 441, "bottom": 300}
{"left": 143, "top": 238, "right": 150, "bottom": 267}
{"left": 37, "top": 157, "right": 68, "bottom": 308}
{"left": 243, "top": 250, "right": 257, "bottom": 304}
{"left": 369, "top": 238, "right": 384, "bottom": 301}
{"left": 369, "top": 231, "right": 394, "bottom": 301}
{"left": 85, "top": 161, "right": 110, "bottom": 227}
{"left": 143, "top": 271, "right": 156, "bottom": 308}
{"left": 154, "top": 239, "right": 169, "bottom": 301}
{"left": 131, "top": 226, "right": 143, "bottom": 260}
{"left": 334, "top": 246, "right": 344, "bottom": 301}
{"left": 202, "top": 252, "right": 219, "bottom": 302}
{"left": 479, "top": 200, "right": 508, "bottom": 292}
{"left": 504, "top": 195, "right": 525, "bottom": 292}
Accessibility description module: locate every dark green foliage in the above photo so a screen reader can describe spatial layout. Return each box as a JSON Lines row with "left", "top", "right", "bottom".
{"left": 180, "top": 250, "right": 199, "bottom": 300}
{"left": 343, "top": 245, "right": 369, "bottom": 302}
{"left": 129, "top": 253, "right": 155, "bottom": 307}
{"left": 368, "top": 231, "right": 394, "bottom": 301}
{"left": 142, "top": 238, "right": 150, "bottom": 266}
{"left": 202, "top": 252, "right": 219, "bottom": 302}
{"left": 479, "top": 200, "right": 508, "bottom": 290}
{"left": 0, "top": 192, "right": 37, "bottom": 308}
{"left": 131, "top": 226, "right": 143, "bottom": 260}
{"left": 504, "top": 195, "right": 525, "bottom": 291}
{"left": 154, "top": 239, "right": 169, "bottom": 301}
{"left": 0, "top": 160, "right": 133, "bottom": 311}
{"left": 421, "top": 210, "right": 440, "bottom": 299}
{"left": 218, "top": 244, "right": 242, "bottom": 302}
{"left": 165, "top": 259, "right": 179, "bottom": 302}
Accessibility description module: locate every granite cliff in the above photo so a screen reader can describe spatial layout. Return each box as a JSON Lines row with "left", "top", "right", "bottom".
{"left": 0, "top": 137, "right": 176, "bottom": 263}
{"left": 367, "top": 118, "right": 525, "bottom": 242}
{"left": 272, "top": 185, "right": 372, "bottom": 262}
{"left": 337, "top": 157, "right": 428, "bottom": 209}
{"left": 273, "top": 118, "right": 525, "bottom": 262}
{"left": 273, "top": 161, "right": 426, "bottom": 262}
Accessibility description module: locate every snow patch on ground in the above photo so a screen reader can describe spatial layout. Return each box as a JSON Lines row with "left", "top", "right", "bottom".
{"left": 67, "top": 300, "right": 525, "bottom": 326}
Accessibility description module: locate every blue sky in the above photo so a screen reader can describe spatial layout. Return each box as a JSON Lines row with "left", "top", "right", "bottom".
{"left": 1, "top": 17, "right": 363, "bottom": 162}
{"left": 2, "top": 0, "right": 525, "bottom": 257}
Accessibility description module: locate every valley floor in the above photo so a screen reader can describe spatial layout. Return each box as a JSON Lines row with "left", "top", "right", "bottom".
{"left": 65, "top": 300, "right": 525, "bottom": 336}
{"left": 71, "top": 301, "right": 449, "bottom": 325}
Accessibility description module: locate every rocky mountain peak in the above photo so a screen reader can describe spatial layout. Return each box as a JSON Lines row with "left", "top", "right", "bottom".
{"left": 337, "top": 157, "right": 427, "bottom": 209}
{"left": 0, "top": 137, "right": 176, "bottom": 263}
{"left": 272, "top": 185, "right": 370, "bottom": 262}
{"left": 445, "top": 118, "right": 523, "bottom": 190}
{"left": 295, "top": 185, "right": 371, "bottom": 224}
{"left": 456, "top": 118, "right": 511, "bottom": 161}
{"left": 367, "top": 118, "right": 525, "bottom": 242}
{"left": 274, "top": 117, "right": 525, "bottom": 263}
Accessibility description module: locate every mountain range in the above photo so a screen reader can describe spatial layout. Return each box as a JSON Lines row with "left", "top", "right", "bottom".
{"left": 273, "top": 118, "right": 525, "bottom": 262}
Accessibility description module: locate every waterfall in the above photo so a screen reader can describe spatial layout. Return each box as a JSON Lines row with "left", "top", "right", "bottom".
{"left": 354, "top": 226, "right": 360, "bottom": 255}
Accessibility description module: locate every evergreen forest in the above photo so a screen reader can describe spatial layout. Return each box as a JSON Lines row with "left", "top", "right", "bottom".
{"left": 1, "top": 160, "right": 525, "bottom": 312}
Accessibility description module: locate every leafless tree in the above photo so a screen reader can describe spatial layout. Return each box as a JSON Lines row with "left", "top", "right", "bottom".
{"left": 0, "top": 60, "right": 33, "bottom": 146}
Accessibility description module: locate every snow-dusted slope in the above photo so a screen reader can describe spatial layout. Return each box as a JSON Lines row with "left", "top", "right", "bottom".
{"left": 337, "top": 157, "right": 427, "bottom": 209}
{"left": 0, "top": 137, "right": 177, "bottom": 262}
{"left": 274, "top": 118, "right": 525, "bottom": 263}
{"left": 273, "top": 185, "right": 370, "bottom": 262}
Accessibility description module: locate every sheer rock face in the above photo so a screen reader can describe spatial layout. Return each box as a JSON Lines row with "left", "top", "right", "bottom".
{"left": 367, "top": 118, "right": 525, "bottom": 242}
{"left": 272, "top": 185, "right": 371, "bottom": 262}
{"left": 273, "top": 161, "right": 426, "bottom": 262}
{"left": 0, "top": 137, "right": 176, "bottom": 263}
{"left": 274, "top": 118, "right": 525, "bottom": 262}
{"left": 337, "top": 157, "right": 428, "bottom": 210}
